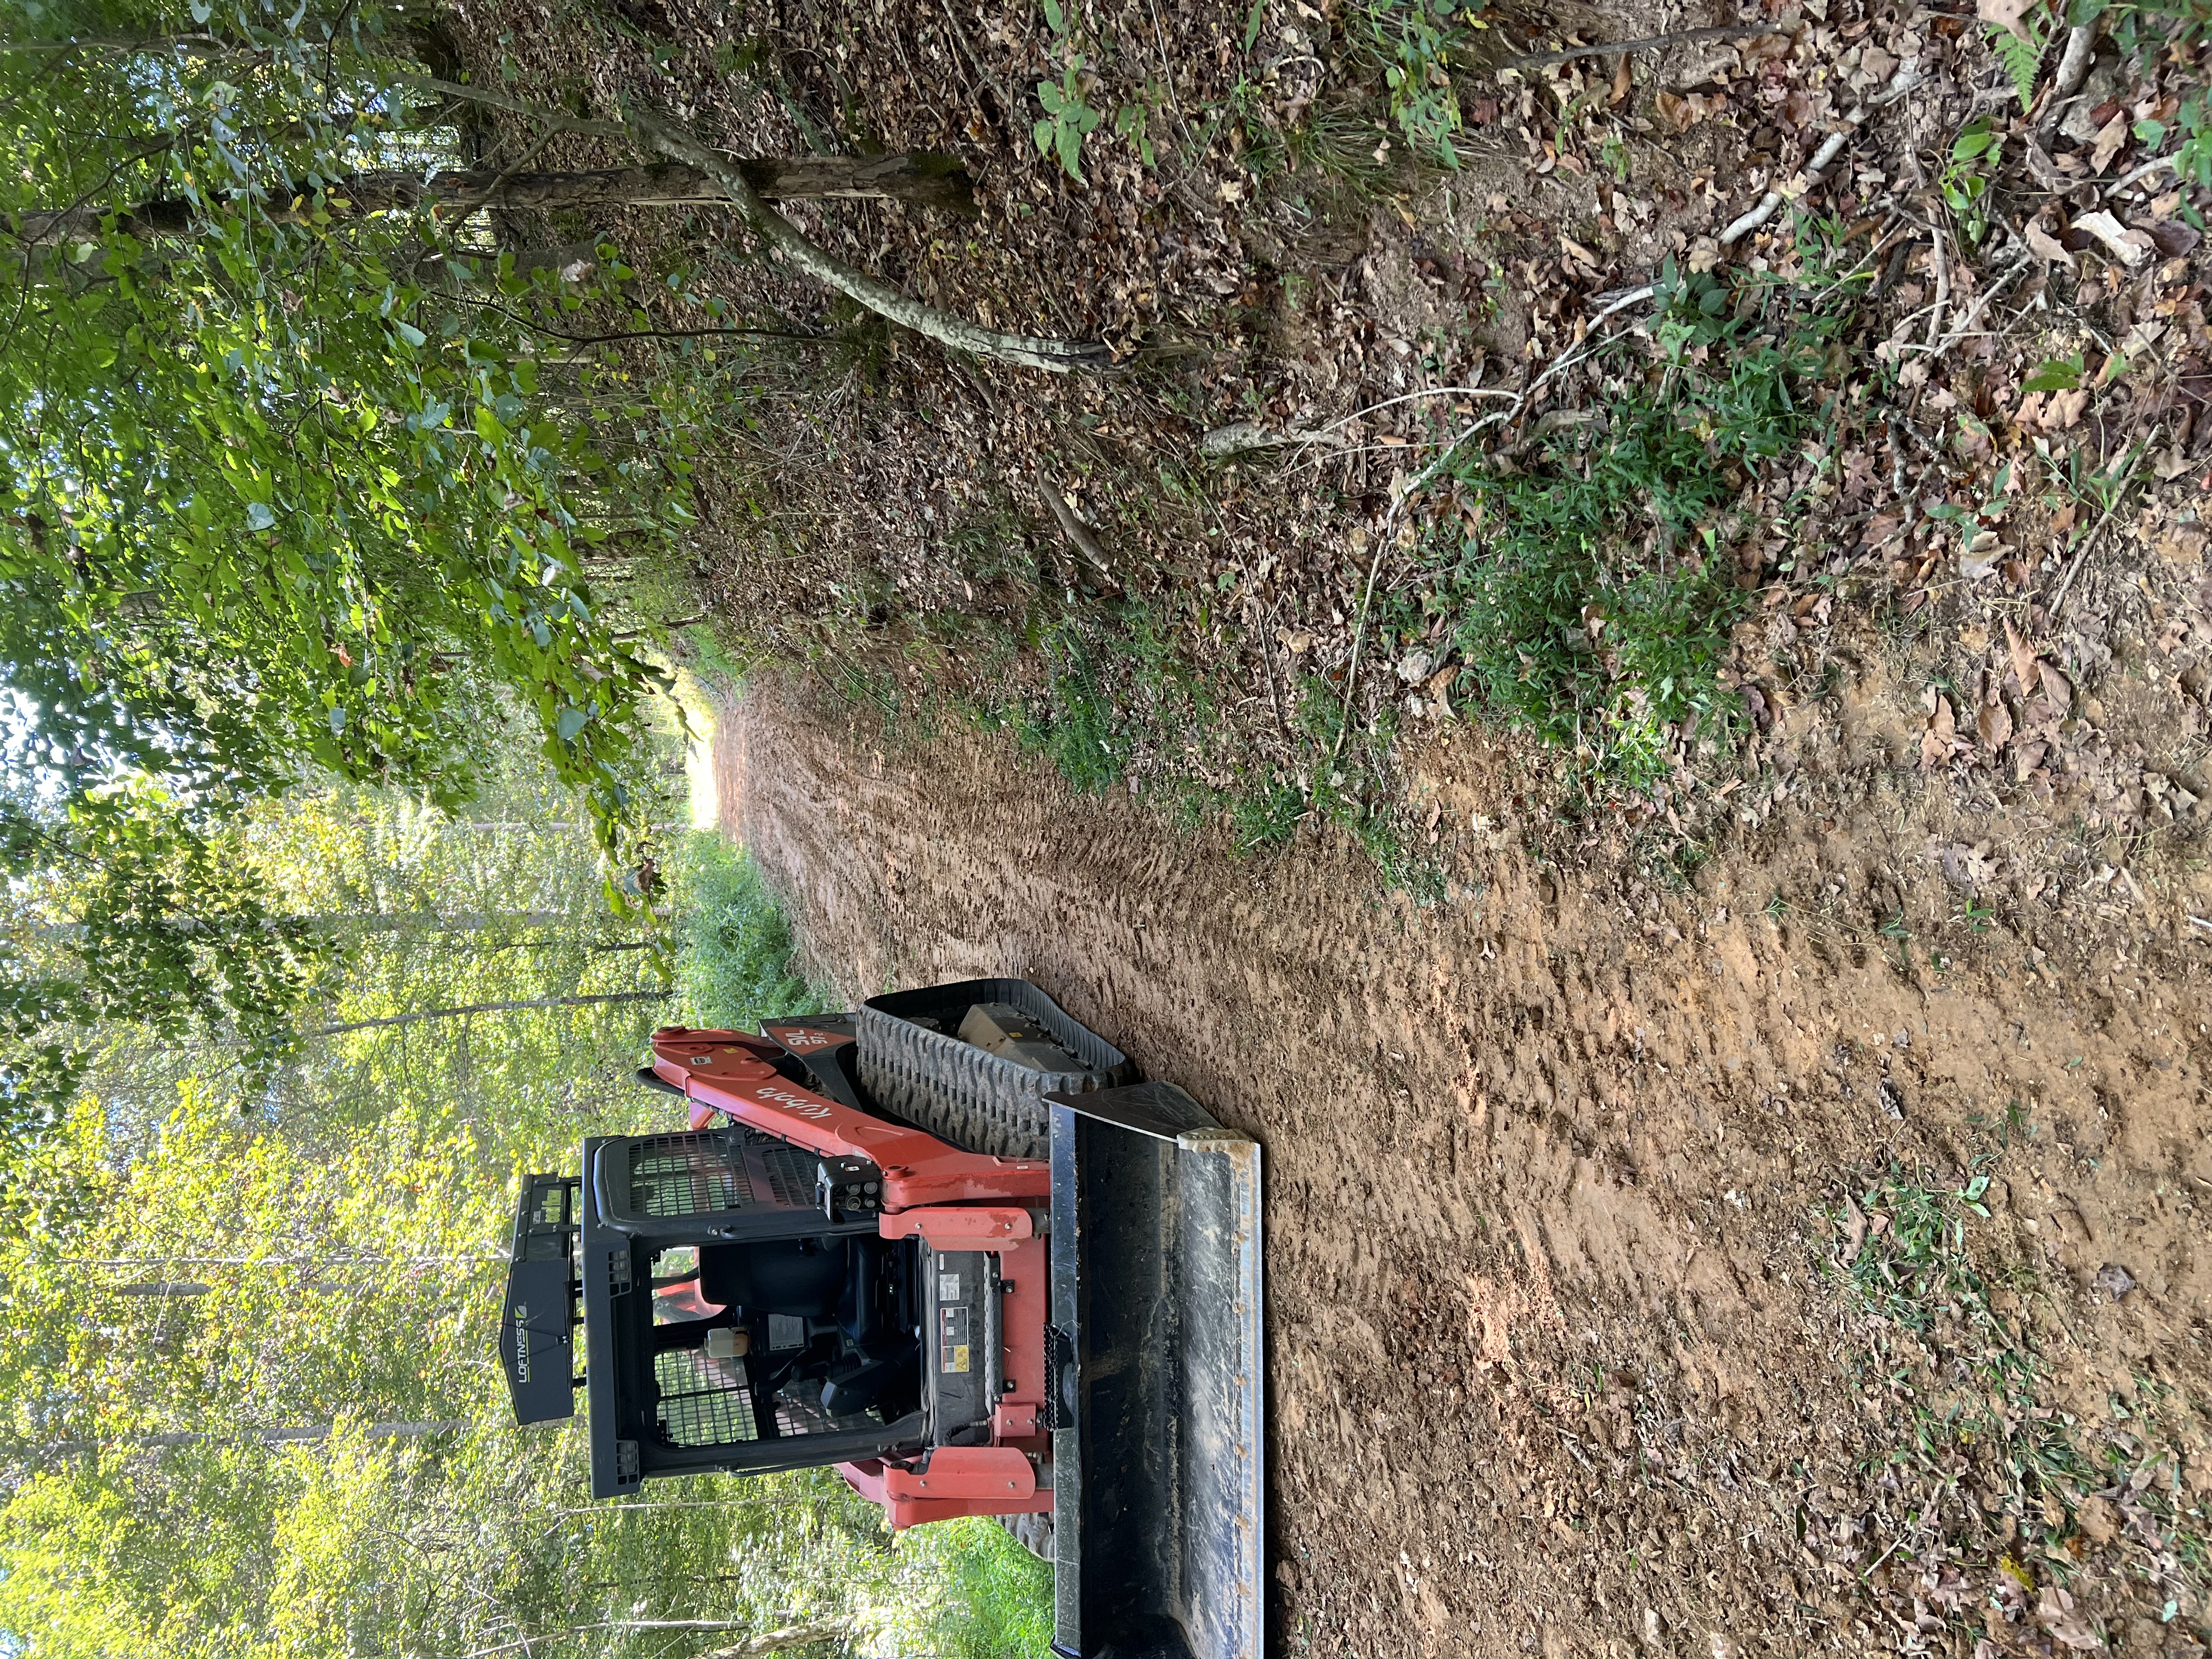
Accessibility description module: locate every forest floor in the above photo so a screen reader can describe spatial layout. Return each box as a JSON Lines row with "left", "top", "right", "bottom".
{"left": 718, "top": 670, "right": 2209, "bottom": 1659}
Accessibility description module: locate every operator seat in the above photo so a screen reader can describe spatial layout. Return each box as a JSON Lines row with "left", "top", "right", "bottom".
{"left": 697, "top": 1237, "right": 895, "bottom": 1347}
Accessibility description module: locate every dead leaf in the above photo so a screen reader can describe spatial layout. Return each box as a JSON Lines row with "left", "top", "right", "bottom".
{"left": 2024, "top": 218, "right": 2075, "bottom": 268}
{"left": 1859, "top": 511, "right": 1904, "bottom": 549}
{"left": 2046, "top": 385, "right": 2091, "bottom": 428}
{"left": 1610, "top": 55, "right": 1632, "bottom": 106}
{"left": 2036, "top": 1586, "right": 2101, "bottom": 1651}
{"left": 1655, "top": 89, "right": 1694, "bottom": 133}
{"left": 2090, "top": 111, "right": 2130, "bottom": 173}
{"left": 1841, "top": 1195, "right": 1868, "bottom": 1262}
{"left": 1921, "top": 695, "right": 1957, "bottom": 769}
{"left": 2075, "top": 1495, "right": 2119, "bottom": 1545}
{"left": 2039, "top": 661, "right": 2073, "bottom": 712}
{"left": 1977, "top": 0, "right": 2035, "bottom": 41}
{"left": 1978, "top": 700, "right": 2013, "bottom": 749}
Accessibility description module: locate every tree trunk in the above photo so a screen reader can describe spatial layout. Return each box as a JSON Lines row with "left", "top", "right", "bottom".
{"left": 9, "top": 155, "right": 973, "bottom": 247}
{"left": 55, "top": 1419, "right": 471, "bottom": 1453}
{"left": 306, "top": 987, "right": 668, "bottom": 1038}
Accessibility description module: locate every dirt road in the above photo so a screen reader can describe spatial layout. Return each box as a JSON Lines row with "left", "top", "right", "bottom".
{"left": 718, "top": 674, "right": 2210, "bottom": 1659}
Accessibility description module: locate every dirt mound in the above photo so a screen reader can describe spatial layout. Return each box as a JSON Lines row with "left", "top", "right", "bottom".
{"left": 722, "top": 672, "right": 2209, "bottom": 1658}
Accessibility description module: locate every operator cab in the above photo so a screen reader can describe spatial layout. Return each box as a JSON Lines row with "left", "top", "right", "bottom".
{"left": 500, "top": 1127, "right": 934, "bottom": 1497}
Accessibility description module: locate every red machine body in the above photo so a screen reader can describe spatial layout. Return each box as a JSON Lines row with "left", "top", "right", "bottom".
{"left": 647, "top": 1023, "right": 1052, "bottom": 1529}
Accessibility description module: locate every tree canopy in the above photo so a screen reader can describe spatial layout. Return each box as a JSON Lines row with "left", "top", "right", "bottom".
{"left": 0, "top": 0, "right": 733, "bottom": 1116}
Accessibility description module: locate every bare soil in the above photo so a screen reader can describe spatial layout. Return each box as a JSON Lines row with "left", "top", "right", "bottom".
{"left": 716, "top": 672, "right": 2210, "bottom": 1658}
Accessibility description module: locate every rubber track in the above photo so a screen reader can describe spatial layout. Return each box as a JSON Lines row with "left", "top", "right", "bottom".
{"left": 855, "top": 980, "right": 1133, "bottom": 1160}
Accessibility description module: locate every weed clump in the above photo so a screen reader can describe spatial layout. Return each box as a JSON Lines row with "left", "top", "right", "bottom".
{"left": 1427, "top": 261, "right": 1847, "bottom": 789}
{"left": 1822, "top": 1165, "right": 2209, "bottom": 1633}
{"left": 669, "top": 831, "right": 820, "bottom": 1028}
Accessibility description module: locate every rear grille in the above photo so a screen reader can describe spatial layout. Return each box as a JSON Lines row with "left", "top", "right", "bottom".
{"left": 654, "top": 1348, "right": 758, "bottom": 1446}
{"left": 628, "top": 1134, "right": 754, "bottom": 1217}
{"left": 760, "top": 1143, "right": 815, "bottom": 1210}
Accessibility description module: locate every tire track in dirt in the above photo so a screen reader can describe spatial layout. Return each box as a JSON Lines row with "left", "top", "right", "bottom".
{"left": 718, "top": 674, "right": 2211, "bottom": 1658}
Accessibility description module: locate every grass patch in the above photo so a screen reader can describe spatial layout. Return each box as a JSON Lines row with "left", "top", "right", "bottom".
{"left": 893, "top": 1517, "right": 1054, "bottom": 1659}
{"left": 668, "top": 830, "right": 821, "bottom": 1028}
{"left": 981, "top": 601, "right": 1442, "bottom": 893}
{"left": 1424, "top": 261, "right": 1850, "bottom": 791}
{"left": 1822, "top": 1164, "right": 2209, "bottom": 1630}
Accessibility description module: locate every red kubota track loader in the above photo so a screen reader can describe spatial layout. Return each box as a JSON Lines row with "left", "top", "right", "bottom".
{"left": 499, "top": 978, "right": 1265, "bottom": 1659}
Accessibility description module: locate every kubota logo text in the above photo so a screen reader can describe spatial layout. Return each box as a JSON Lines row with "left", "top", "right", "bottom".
{"left": 756, "top": 1085, "right": 834, "bottom": 1120}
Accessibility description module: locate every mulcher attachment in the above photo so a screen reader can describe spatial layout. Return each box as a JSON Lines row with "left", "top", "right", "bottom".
{"left": 857, "top": 978, "right": 1135, "bottom": 1159}
{"left": 1049, "top": 1082, "right": 1265, "bottom": 1659}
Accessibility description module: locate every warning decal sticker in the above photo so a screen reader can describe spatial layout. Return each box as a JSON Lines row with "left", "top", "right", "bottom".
{"left": 938, "top": 1305, "right": 971, "bottom": 1374}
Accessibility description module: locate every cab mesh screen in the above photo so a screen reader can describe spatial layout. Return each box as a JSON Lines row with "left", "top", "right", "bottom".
{"left": 654, "top": 1348, "right": 758, "bottom": 1446}
{"left": 628, "top": 1134, "right": 754, "bottom": 1217}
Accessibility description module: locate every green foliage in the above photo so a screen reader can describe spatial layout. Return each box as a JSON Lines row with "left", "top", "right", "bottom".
{"left": 1113, "top": 102, "right": 1158, "bottom": 167}
{"left": 1005, "top": 603, "right": 1207, "bottom": 796}
{"left": 0, "top": 791, "right": 335, "bottom": 1127}
{"left": 888, "top": 1518, "right": 1053, "bottom": 1659}
{"left": 1940, "top": 116, "right": 2001, "bottom": 244}
{"left": 1981, "top": 1, "right": 2051, "bottom": 109}
{"left": 2021, "top": 353, "right": 2086, "bottom": 392}
{"left": 2081, "top": 0, "right": 2212, "bottom": 187}
{"left": 1822, "top": 1165, "right": 2212, "bottom": 1617}
{"left": 1035, "top": 59, "right": 1104, "bottom": 182}
{"left": 0, "top": 1, "right": 705, "bottom": 886}
{"left": 1352, "top": 0, "right": 1475, "bottom": 168}
{"left": 669, "top": 831, "right": 819, "bottom": 1028}
{"left": 1427, "top": 268, "right": 1839, "bottom": 787}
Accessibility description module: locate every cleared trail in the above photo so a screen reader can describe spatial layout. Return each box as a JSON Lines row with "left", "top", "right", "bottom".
{"left": 718, "top": 674, "right": 2210, "bottom": 1659}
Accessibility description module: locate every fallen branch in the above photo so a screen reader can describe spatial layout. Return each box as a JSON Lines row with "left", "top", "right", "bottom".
{"left": 1720, "top": 64, "right": 1928, "bottom": 245}
{"left": 1904, "top": 250, "right": 2034, "bottom": 362}
{"left": 1497, "top": 24, "right": 1780, "bottom": 71}
{"left": 628, "top": 105, "right": 1110, "bottom": 374}
{"left": 1038, "top": 470, "right": 1116, "bottom": 588}
{"left": 399, "top": 73, "right": 630, "bottom": 139}
{"left": 1924, "top": 217, "right": 1951, "bottom": 351}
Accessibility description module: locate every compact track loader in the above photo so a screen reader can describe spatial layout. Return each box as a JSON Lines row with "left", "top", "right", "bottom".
{"left": 499, "top": 978, "right": 1265, "bottom": 1659}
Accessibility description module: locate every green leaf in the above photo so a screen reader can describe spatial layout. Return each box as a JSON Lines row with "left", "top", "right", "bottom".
{"left": 1244, "top": 0, "right": 1266, "bottom": 51}
{"left": 2022, "top": 358, "right": 2081, "bottom": 392}
{"left": 556, "top": 706, "right": 589, "bottom": 742}
{"left": 392, "top": 320, "right": 427, "bottom": 347}
{"left": 1041, "top": 0, "right": 1065, "bottom": 31}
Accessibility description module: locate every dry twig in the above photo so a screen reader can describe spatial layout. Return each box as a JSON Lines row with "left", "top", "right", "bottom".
{"left": 1720, "top": 64, "right": 1927, "bottom": 246}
